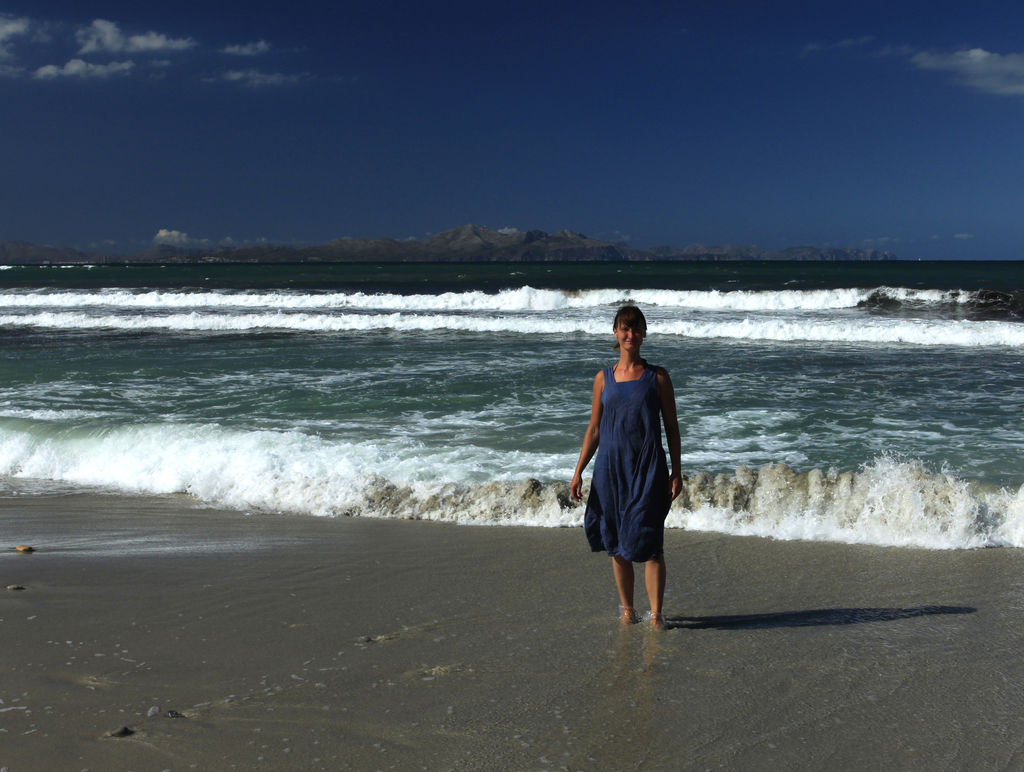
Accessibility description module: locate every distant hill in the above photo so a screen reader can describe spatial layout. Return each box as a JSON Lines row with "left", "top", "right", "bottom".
{"left": 0, "top": 225, "right": 897, "bottom": 265}
{"left": 0, "top": 240, "right": 95, "bottom": 264}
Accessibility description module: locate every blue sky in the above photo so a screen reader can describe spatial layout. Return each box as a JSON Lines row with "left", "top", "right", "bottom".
{"left": 2, "top": 1, "right": 1023, "bottom": 259}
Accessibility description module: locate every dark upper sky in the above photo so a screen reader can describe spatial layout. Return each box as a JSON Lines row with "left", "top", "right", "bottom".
{"left": 2, "top": 1, "right": 1023, "bottom": 258}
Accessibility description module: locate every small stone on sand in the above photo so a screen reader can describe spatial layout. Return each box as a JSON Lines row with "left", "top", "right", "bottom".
{"left": 107, "top": 726, "right": 134, "bottom": 737}
{"left": 15, "top": 545, "right": 34, "bottom": 553}
{"left": 6, "top": 584, "right": 26, "bottom": 591}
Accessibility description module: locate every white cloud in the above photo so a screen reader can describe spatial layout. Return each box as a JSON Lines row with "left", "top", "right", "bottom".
{"left": 954, "top": 233, "right": 975, "bottom": 240}
{"left": 3, "top": 14, "right": 302, "bottom": 87}
{"left": 912, "top": 48, "right": 1024, "bottom": 96}
{"left": 154, "top": 229, "right": 237, "bottom": 247}
{"left": 76, "top": 19, "right": 194, "bottom": 55}
{"left": 803, "top": 36, "right": 876, "bottom": 56}
{"left": 75, "top": 19, "right": 120, "bottom": 53}
{"left": 34, "top": 58, "right": 135, "bottom": 79}
{"left": 214, "top": 235, "right": 270, "bottom": 247}
{"left": 222, "top": 40, "right": 271, "bottom": 56}
{"left": 806, "top": 39, "right": 1024, "bottom": 98}
{"left": 153, "top": 228, "right": 194, "bottom": 247}
{"left": 127, "top": 30, "right": 195, "bottom": 53}
{"left": 862, "top": 236, "right": 900, "bottom": 247}
{"left": 215, "top": 68, "right": 302, "bottom": 86}
{"left": 836, "top": 36, "right": 875, "bottom": 49}
{"left": 0, "top": 14, "right": 30, "bottom": 58}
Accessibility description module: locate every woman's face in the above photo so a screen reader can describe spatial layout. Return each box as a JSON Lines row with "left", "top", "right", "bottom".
{"left": 614, "top": 322, "right": 645, "bottom": 351}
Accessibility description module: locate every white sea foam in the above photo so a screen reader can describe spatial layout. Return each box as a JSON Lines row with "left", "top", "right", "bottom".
{"left": 2, "top": 419, "right": 1023, "bottom": 548}
{"left": 657, "top": 316, "right": 1024, "bottom": 347}
{"left": 3, "top": 309, "right": 1023, "bottom": 348}
{"left": 0, "top": 407, "right": 107, "bottom": 421}
{"left": 0, "top": 310, "right": 594, "bottom": 335}
{"left": 0, "top": 285, "right": 971, "bottom": 312}
{"left": 5, "top": 285, "right": 1015, "bottom": 348}
{"left": 668, "top": 458, "right": 1015, "bottom": 550}
{"left": 0, "top": 419, "right": 572, "bottom": 521}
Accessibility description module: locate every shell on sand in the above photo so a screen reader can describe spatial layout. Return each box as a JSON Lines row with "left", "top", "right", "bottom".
{"left": 15, "top": 545, "right": 34, "bottom": 553}
{"left": 6, "top": 584, "right": 26, "bottom": 591}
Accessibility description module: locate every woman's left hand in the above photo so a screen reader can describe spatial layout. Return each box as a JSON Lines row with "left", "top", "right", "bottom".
{"left": 669, "top": 473, "right": 683, "bottom": 501}
{"left": 570, "top": 473, "right": 584, "bottom": 501}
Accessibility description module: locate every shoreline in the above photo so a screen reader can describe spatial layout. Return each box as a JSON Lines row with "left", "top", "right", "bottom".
{"left": 3, "top": 490, "right": 1024, "bottom": 769}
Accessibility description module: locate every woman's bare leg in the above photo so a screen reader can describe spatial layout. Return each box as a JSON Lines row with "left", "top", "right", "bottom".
{"left": 645, "top": 555, "right": 666, "bottom": 629}
{"left": 611, "top": 556, "right": 637, "bottom": 623}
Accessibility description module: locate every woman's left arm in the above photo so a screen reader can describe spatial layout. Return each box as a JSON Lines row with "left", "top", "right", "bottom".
{"left": 656, "top": 368, "right": 683, "bottom": 501}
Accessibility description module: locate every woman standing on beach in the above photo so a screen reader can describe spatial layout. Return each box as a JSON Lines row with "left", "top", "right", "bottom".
{"left": 570, "top": 305, "right": 683, "bottom": 630}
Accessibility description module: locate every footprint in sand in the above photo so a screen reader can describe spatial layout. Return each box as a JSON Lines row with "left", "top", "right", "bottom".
{"left": 71, "top": 674, "right": 121, "bottom": 689}
{"left": 407, "top": 664, "right": 471, "bottom": 680}
{"left": 356, "top": 622, "right": 439, "bottom": 645}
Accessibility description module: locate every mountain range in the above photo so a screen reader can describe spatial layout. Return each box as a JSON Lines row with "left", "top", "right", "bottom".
{"left": 0, "top": 225, "right": 896, "bottom": 265}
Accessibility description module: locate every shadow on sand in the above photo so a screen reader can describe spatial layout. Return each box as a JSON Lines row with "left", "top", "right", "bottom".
{"left": 667, "top": 605, "right": 976, "bottom": 631}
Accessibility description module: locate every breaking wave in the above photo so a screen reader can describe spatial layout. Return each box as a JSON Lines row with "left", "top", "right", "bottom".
{"left": 1, "top": 417, "right": 1022, "bottom": 549}
{"left": 859, "top": 288, "right": 1024, "bottom": 320}
{"left": 3, "top": 284, "right": 1022, "bottom": 347}
{"left": 667, "top": 459, "right": 1024, "bottom": 550}
{"left": 2, "top": 309, "right": 1023, "bottom": 347}
{"left": 1, "top": 285, "right": 1019, "bottom": 315}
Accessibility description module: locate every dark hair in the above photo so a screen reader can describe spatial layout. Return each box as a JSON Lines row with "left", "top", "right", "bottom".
{"left": 613, "top": 305, "right": 647, "bottom": 350}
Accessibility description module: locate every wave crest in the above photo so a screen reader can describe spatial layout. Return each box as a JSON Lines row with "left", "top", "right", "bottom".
{"left": 3, "top": 309, "right": 1024, "bottom": 347}
{"left": 859, "top": 287, "right": 1024, "bottom": 320}
{"left": 352, "top": 458, "right": 1024, "bottom": 549}
{"left": 4, "top": 285, "right": 1020, "bottom": 316}
{"left": 669, "top": 459, "right": 1009, "bottom": 549}
{"left": 3, "top": 419, "right": 1023, "bottom": 549}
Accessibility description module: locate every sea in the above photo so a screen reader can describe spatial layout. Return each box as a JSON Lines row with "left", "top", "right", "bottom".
{"left": 2, "top": 260, "right": 1023, "bottom": 550}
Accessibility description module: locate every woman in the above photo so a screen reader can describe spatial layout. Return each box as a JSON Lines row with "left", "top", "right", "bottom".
{"left": 570, "top": 305, "right": 682, "bottom": 629}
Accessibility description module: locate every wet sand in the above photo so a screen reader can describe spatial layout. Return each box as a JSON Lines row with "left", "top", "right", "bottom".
{"left": 3, "top": 491, "right": 1024, "bottom": 770}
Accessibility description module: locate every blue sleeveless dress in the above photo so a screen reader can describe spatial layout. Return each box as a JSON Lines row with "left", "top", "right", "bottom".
{"left": 584, "top": 364, "right": 670, "bottom": 562}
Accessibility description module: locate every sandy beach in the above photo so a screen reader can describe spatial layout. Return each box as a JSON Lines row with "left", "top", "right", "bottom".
{"left": 3, "top": 491, "right": 1024, "bottom": 771}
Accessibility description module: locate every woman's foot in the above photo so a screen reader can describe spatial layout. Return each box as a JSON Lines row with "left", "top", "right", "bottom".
{"left": 648, "top": 611, "right": 666, "bottom": 630}
{"left": 620, "top": 607, "right": 639, "bottom": 625}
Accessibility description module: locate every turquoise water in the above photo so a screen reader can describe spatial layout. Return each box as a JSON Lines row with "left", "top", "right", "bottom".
{"left": 2, "top": 261, "right": 1024, "bottom": 547}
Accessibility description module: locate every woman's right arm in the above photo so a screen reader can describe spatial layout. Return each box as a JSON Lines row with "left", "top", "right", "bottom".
{"left": 570, "top": 371, "right": 605, "bottom": 501}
